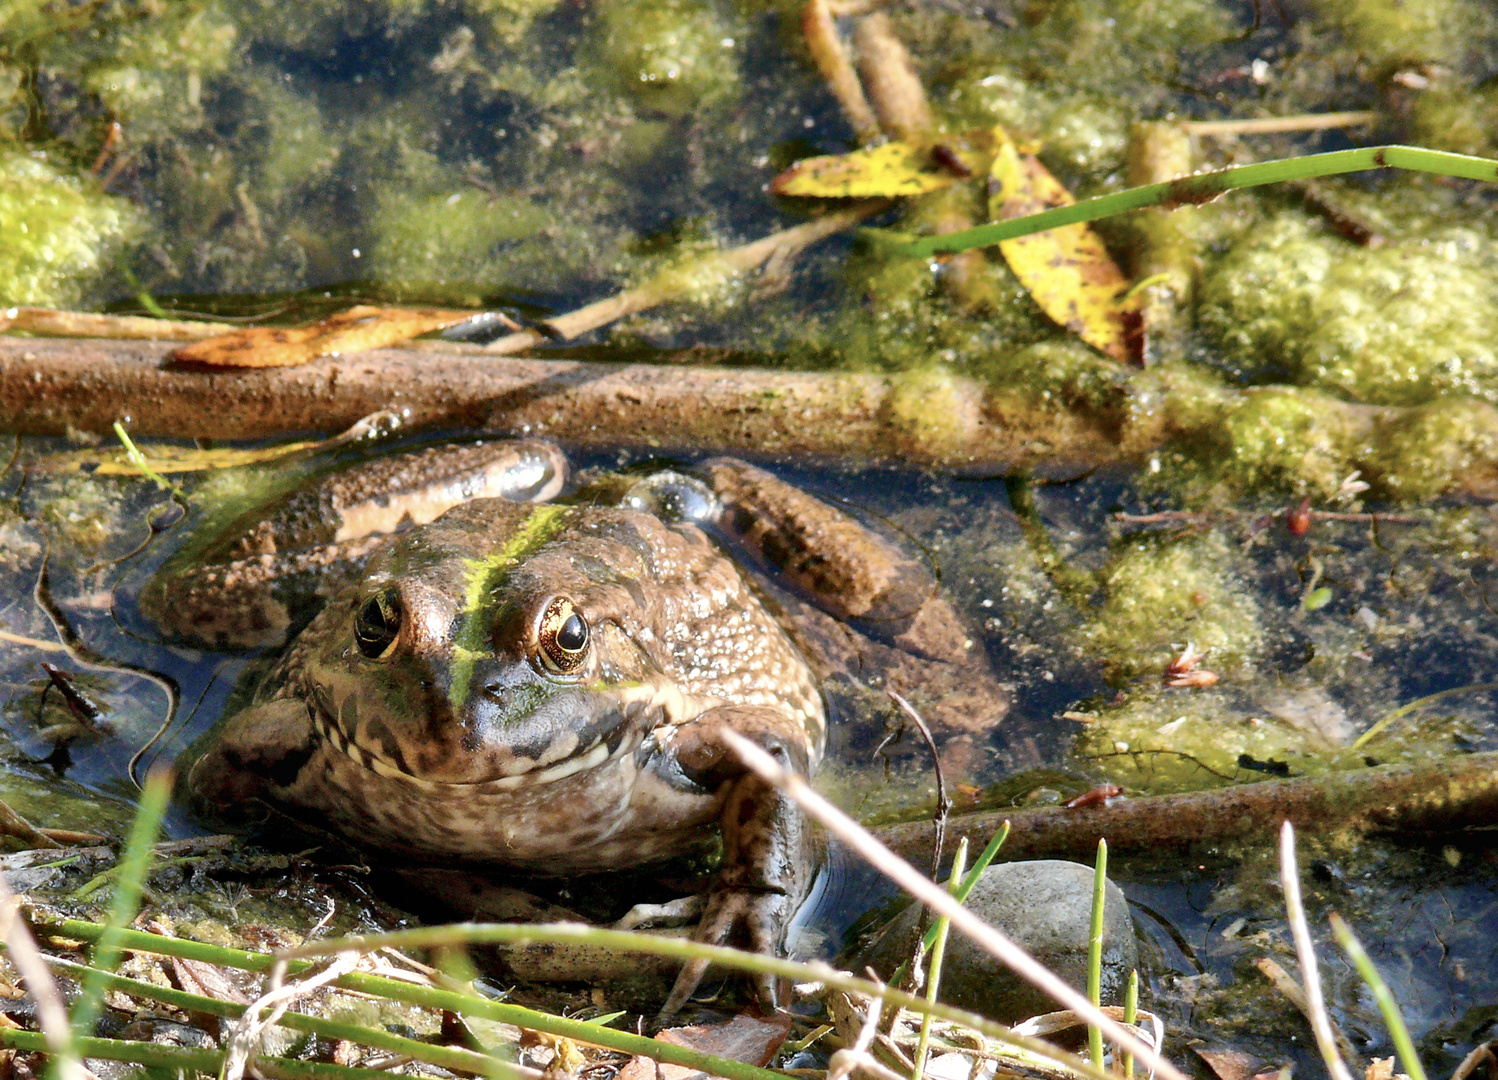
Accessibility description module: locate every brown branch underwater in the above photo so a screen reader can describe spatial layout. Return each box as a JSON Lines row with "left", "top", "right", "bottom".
{"left": 870, "top": 751, "right": 1498, "bottom": 865}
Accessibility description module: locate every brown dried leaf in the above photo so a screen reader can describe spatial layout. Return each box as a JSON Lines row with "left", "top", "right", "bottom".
{"left": 170, "top": 306, "right": 479, "bottom": 368}
{"left": 1194, "top": 1048, "right": 1262, "bottom": 1080}
{"left": 170, "top": 957, "right": 252, "bottom": 1005}
{"left": 616, "top": 1013, "right": 793, "bottom": 1080}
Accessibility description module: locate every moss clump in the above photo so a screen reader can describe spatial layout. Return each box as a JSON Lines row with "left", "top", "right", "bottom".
{"left": 977, "top": 338, "right": 1128, "bottom": 416}
{"left": 1078, "top": 530, "right": 1263, "bottom": 679}
{"left": 1216, "top": 387, "right": 1355, "bottom": 497}
{"left": 1410, "top": 83, "right": 1498, "bottom": 159}
{"left": 1361, "top": 398, "right": 1498, "bottom": 501}
{"left": 369, "top": 188, "right": 552, "bottom": 289}
{"left": 589, "top": 0, "right": 742, "bottom": 118}
{"left": 0, "top": 153, "right": 141, "bottom": 307}
{"left": 882, "top": 366, "right": 980, "bottom": 456}
{"left": 1306, "top": 0, "right": 1498, "bottom": 72}
{"left": 1200, "top": 212, "right": 1498, "bottom": 407}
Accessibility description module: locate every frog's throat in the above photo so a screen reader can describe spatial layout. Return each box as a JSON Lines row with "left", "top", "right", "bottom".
{"left": 305, "top": 677, "right": 706, "bottom": 792}
{"left": 448, "top": 504, "right": 572, "bottom": 713}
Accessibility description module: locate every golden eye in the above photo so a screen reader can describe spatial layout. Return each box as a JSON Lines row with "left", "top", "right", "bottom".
{"left": 354, "top": 591, "right": 402, "bottom": 660}
{"left": 538, "top": 596, "right": 589, "bottom": 675}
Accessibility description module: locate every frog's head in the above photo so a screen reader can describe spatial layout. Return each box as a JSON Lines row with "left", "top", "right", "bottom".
{"left": 299, "top": 500, "right": 695, "bottom": 788}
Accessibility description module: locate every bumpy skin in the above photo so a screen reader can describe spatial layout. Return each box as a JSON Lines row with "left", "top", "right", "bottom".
{"left": 187, "top": 450, "right": 1005, "bottom": 1011}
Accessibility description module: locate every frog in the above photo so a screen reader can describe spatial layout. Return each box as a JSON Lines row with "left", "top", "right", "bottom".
{"left": 176, "top": 439, "right": 1008, "bottom": 1012}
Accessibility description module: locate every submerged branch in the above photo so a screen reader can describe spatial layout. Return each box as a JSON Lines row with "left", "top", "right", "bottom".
{"left": 0, "top": 336, "right": 1122, "bottom": 468}
{"left": 871, "top": 751, "right": 1498, "bottom": 865}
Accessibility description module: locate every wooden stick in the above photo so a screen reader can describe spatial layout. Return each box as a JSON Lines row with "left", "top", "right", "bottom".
{"left": 0, "top": 336, "right": 1122, "bottom": 466}
{"left": 872, "top": 751, "right": 1498, "bottom": 865}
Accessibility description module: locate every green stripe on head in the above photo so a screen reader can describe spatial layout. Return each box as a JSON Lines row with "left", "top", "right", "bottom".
{"left": 448, "top": 504, "right": 573, "bottom": 712}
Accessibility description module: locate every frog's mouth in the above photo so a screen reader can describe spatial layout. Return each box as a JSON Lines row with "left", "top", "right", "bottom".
{"left": 305, "top": 679, "right": 690, "bottom": 792}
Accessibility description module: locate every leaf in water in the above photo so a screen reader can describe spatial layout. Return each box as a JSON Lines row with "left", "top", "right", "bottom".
{"left": 36, "top": 440, "right": 322, "bottom": 476}
{"left": 615, "top": 1014, "right": 792, "bottom": 1080}
{"left": 771, "top": 138, "right": 991, "bottom": 199}
{"left": 169, "top": 305, "right": 480, "bottom": 368}
{"left": 1303, "top": 586, "right": 1333, "bottom": 611}
{"left": 988, "top": 139, "right": 1141, "bottom": 364}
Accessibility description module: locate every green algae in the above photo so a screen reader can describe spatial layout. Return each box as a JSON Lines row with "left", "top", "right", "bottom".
{"left": 588, "top": 0, "right": 742, "bottom": 118}
{"left": 0, "top": 152, "right": 141, "bottom": 307}
{"left": 1305, "top": 0, "right": 1498, "bottom": 74}
{"left": 1077, "top": 529, "right": 1264, "bottom": 679}
{"left": 1200, "top": 211, "right": 1498, "bottom": 407}
{"left": 1073, "top": 682, "right": 1478, "bottom": 794}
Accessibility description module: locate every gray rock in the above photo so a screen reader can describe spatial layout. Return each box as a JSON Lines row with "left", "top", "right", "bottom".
{"left": 850, "top": 859, "right": 1138, "bottom": 1023}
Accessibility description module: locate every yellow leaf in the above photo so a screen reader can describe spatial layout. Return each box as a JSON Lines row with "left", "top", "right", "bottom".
{"left": 36, "top": 441, "right": 323, "bottom": 476}
{"left": 169, "top": 305, "right": 480, "bottom": 368}
{"left": 989, "top": 141, "right": 1140, "bottom": 364}
{"left": 771, "top": 138, "right": 992, "bottom": 199}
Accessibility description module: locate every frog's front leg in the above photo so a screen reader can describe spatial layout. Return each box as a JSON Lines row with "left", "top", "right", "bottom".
{"left": 658, "top": 704, "right": 816, "bottom": 1016}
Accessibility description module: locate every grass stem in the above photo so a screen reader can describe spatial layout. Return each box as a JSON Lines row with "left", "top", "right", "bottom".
{"left": 863, "top": 146, "right": 1498, "bottom": 258}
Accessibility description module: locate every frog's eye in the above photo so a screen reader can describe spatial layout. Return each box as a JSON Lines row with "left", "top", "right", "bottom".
{"left": 354, "top": 591, "right": 403, "bottom": 660}
{"left": 537, "top": 596, "right": 589, "bottom": 675}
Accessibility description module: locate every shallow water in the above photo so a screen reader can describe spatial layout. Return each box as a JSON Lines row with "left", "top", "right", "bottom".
{"left": 10, "top": 0, "right": 1498, "bottom": 1069}
{"left": 4, "top": 436, "right": 1498, "bottom": 1072}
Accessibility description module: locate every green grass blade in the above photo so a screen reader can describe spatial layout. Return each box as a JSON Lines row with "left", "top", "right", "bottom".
{"left": 1123, "top": 970, "right": 1138, "bottom": 1080}
{"left": 1328, "top": 913, "right": 1428, "bottom": 1080}
{"left": 919, "top": 822, "right": 1009, "bottom": 955}
{"left": 1, "top": 1029, "right": 453, "bottom": 1080}
{"left": 111, "top": 422, "right": 182, "bottom": 496}
{"left": 64, "top": 770, "right": 169, "bottom": 1042}
{"left": 32, "top": 916, "right": 1126, "bottom": 1080}
{"left": 862, "top": 145, "right": 1498, "bottom": 258}
{"left": 1087, "top": 839, "right": 1107, "bottom": 1068}
{"left": 914, "top": 839, "right": 967, "bottom": 1080}
{"left": 41, "top": 957, "right": 505, "bottom": 1077}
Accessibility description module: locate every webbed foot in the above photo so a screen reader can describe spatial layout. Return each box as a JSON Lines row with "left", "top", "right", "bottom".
{"left": 660, "top": 883, "right": 795, "bottom": 1018}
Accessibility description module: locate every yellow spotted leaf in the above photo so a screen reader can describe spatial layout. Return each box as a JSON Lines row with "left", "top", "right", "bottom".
{"left": 989, "top": 141, "right": 1141, "bottom": 364}
{"left": 771, "top": 138, "right": 992, "bottom": 199}
{"left": 169, "top": 305, "right": 480, "bottom": 368}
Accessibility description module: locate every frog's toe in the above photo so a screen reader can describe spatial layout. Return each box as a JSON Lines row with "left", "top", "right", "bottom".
{"left": 614, "top": 894, "right": 703, "bottom": 931}
{"left": 659, "top": 886, "right": 792, "bottom": 1018}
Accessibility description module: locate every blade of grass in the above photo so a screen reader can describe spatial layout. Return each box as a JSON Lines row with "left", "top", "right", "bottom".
{"left": 1328, "top": 913, "right": 1428, "bottom": 1080}
{"left": 1088, "top": 839, "right": 1107, "bottom": 1069}
{"left": 111, "top": 422, "right": 182, "bottom": 496}
{"left": 919, "top": 823, "right": 1009, "bottom": 956}
{"left": 913, "top": 838, "right": 966, "bottom": 1080}
{"left": 1279, "top": 822, "right": 1357, "bottom": 1080}
{"left": 864, "top": 145, "right": 1498, "bottom": 258}
{"left": 64, "top": 769, "right": 169, "bottom": 1044}
{"left": 38, "top": 957, "right": 511, "bottom": 1077}
{"left": 34, "top": 916, "right": 1125, "bottom": 1080}
{"left": 1123, "top": 971, "right": 1138, "bottom": 1080}
{"left": 1, "top": 1029, "right": 489, "bottom": 1080}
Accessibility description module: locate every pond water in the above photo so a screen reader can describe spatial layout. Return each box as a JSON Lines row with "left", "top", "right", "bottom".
{"left": 4, "top": 435, "right": 1498, "bottom": 1075}
{"left": 9, "top": 0, "right": 1498, "bottom": 1072}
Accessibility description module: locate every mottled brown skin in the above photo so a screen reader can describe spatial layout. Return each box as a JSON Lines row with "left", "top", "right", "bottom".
{"left": 186, "top": 450, "right": 1006, "bottom": 1012}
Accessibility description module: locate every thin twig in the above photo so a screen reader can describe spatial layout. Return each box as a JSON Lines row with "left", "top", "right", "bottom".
{"left": 0, "top": 306, "right": 221, "bottom": 341}
{"left": 1181, "top": 112, "right": 1380, "bottom": 136}
{"left": 802, "top": 0, "right": 881, "bottom": 144}
{"left": 1277, "top": 824, "right": 1358, "bottom": 1080}
{"left": 718, "top": 731, "right": 1186, "bottom": 1080}
{"left": 887, "top": 690, "right": 950, "bottom": 882}
{"left": 483, "top": 207, "right": 886, "bottom": 354}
